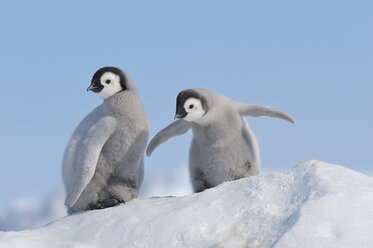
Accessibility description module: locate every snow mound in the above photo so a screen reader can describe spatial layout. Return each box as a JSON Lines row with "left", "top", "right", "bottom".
{"left": 1, "top": 160, "right": 373, "bottom": 248}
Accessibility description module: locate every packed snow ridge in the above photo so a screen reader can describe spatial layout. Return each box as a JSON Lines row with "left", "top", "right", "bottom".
{"left": 1, "top": 160, "right": 373, "bottom": 248}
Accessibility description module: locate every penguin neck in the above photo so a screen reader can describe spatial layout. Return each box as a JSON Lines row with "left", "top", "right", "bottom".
{"left": 102, "top": 90, "right": 130, "bottom": 117}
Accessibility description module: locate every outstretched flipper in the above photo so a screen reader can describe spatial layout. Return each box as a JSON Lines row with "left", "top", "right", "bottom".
{"left": 64, "top": 116, "right": 117, "bottom": 207}
{"left": 235, "top": 102, "right": 296, "bottom": 124}
{"left": 146, "top": 120, "right": 191, "bottom": 156}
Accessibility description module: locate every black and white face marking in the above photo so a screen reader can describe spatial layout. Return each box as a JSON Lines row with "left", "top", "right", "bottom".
{"left": 175, "top": 90, "right": 207, "bottom": 122}
{"left": 87, "top": 67, "right": 127, "bottom": 99}
{"left": 95, "top": 72, "right": 122, "bottom": 99}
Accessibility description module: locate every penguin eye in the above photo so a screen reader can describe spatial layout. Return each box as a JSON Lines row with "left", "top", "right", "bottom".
{"left": 189, "top": 104, "right": 194, "bottom": 109}
{"left": 106, "top": 79, "right": 111, "bottom": 84}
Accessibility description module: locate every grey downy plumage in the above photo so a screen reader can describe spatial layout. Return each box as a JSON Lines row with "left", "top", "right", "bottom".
{"left": 62, "top": 67, "right": 149, "bottom": 213}
{"left": 146, "top": 88, "right": 295, "bottom": 193}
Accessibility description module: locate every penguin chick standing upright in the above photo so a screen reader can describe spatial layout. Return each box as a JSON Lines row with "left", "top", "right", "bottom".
{"left": 62, "top": 67, "right": 149, "bottom": 213}
{"left": 146, "top": 88, "right": 295, "bottom": 193}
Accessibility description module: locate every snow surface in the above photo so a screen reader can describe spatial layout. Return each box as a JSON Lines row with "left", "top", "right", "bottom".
{"left": 0, "top": 189, "right": 66, "bottom": 232}
{"left": 139, "top": 163, "right": 192, "bottom": 198}
{"left": 0, "top": 160, "right": 372, "bottom": 248}
{"left": 0, "top": 165, "right": 191, "bottom": 232}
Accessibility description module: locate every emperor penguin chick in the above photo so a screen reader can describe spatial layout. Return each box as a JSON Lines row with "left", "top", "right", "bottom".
{"left": 146, "top": 88, "right": 295, "bottom": 193}
{"left": 62, "top": 67, "right": 149, "bottom": 213}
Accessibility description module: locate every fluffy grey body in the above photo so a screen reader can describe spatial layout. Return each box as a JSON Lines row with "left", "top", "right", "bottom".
{"left": 189, "top": 116, "right": 259, "bottom": 192}
{"left": 146, "top": 88, "right": 295, "bottom": 193}
{"left": 62, "top": 68, "right": 149, "bottom": 213}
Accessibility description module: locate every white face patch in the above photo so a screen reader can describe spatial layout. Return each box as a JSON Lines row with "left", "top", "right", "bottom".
{"left": 183, "top": 97, "right": 206, "bottom": 122}
{"left": 97, "top": 72, "right": 123, "bottom": 99}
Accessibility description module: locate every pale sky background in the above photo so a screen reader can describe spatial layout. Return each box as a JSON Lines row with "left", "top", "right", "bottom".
{"left": 0, "top": 1, "right": 372, "bottom": 210}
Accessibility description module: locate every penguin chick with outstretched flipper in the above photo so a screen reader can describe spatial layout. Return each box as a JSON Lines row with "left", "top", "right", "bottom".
{"left": 146, "top": 88, "right": 295, "bottom": 193}
{"left": 62, "top": 67, "right": 149, "bottom": 213}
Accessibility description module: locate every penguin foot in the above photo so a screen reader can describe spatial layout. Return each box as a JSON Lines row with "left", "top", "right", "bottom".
{"left": 92, "top": 198, "right": 124, "bottom": 210}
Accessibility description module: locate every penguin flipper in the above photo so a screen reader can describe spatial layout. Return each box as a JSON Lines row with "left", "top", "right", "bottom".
{"left": 235, "top": 102, "right": 296, "bottom": 124}
{"left": 64, "top": 116, "right": 117, "bottom": 207}
{"left": 146, "top": 120, "right": 191, "bottom": 157}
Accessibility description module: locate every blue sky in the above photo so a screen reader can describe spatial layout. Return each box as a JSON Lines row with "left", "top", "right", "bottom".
{"left": 0, "top": 1, "right": 372, "bottom": 209}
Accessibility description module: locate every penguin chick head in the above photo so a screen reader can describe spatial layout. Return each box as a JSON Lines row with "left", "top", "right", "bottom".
{"left": 87, "top": 67, "right": 127, "bottom": 99}
{"left": 175, "top": 89, "right": 207, "bottom": 122}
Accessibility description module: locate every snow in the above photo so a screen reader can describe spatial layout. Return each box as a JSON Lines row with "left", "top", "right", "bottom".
{"left": 0, "top": 165, "right": 191, "bottom": 232}
{"left": 0, "top": 189, "right": 66, "bottom": 232}
{"left": 139, "top": 163, "right": 192, "bottom": 198}
{"left": 1, "top": 160, "right": 372, "bottom": 248}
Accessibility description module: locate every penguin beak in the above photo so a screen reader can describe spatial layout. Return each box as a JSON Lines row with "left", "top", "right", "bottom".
{"left": 87, "top": 81, "right": 103, "bottom": 93}
{"left": 87, "top": 85, "right": 95, "bottom": 91}
{"left": 174, "top": 104, "right": 188, "bottom": 119}
{"left": 174, "top": 113, "right": 186, "bottom": 120}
